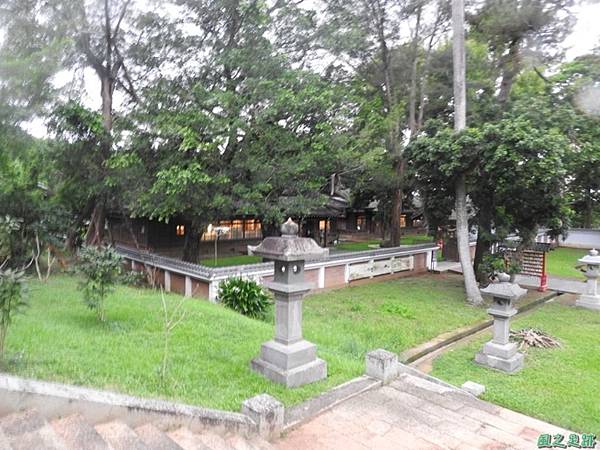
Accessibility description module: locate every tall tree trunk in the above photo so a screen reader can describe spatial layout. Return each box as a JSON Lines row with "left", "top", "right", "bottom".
{"left": 182, "top": 222, "right": 202, "bottom": 263}
{"left": 452, "top": 0, "right": 483, "bottom": 304}
{"left": 85, "top": 75, "right": 112, "bottom": 246}
{"left": 390, "top": 160, "right": 404, "bottom": 247}
{"left": 84, "top": 200, "right": 106, "bottom": 246}
{"left": 497, "top": 39, "right": 520, "bottom": 108}
{"left": 584, "top": 188, "right": 593, "bottom": 228}
{"left": 474, "top": 217, "right": 493, "bottom": 283}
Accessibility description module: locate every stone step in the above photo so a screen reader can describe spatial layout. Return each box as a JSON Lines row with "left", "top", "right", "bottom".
{"left": 392, "top": 374, "right": 544, "bottom": 448}
{"left": 196, "top": 431, "right": 233, "bottom": 450}
{"left": 135, "top": 423, "right": 183, "bottom": 450}
{"left": 0, "top": 409, "right": 68, "bottom": 450}
{"left": 95, "top": 421, "right": 150, "bottom": 450}
{"left": 0, "top": 410, "right": 47, "bottom": 438}
{"left": 51, "top": 414, "right": 111, "bottom": 450}
{"left": 246, "top": 437, "right": 276, "bottom": 450}
{"left": 168, "top": 427, "right": 211, "bottom": 450}
{"left": 0, "top": 428, "right": 12, "bottom": 450}
{"left": 225, "top": 434, "right": 261, "bottom": 450}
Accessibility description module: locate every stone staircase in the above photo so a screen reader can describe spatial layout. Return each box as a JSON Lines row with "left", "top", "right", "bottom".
{"left": 0, "top": 409, "right": 275, "bottom": 450}
{"left": 276, "top": 372, "right": 576, "bottom": 449}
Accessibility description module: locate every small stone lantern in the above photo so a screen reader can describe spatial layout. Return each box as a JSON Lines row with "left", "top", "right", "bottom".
{"left": 251, "top": 218, "right": 329, "bottom": 387}
{"left": 576, "top": 249, "right": 600, "bottom": 310}
{"left": 475, "top": 273, "right": 527, "bottom": 373}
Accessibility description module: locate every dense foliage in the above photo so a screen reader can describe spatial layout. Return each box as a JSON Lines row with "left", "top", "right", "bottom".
{"left": 217, "top": 277, "right": 271, "bottom": 320}
{"left": 0, "top": 0, "right": 597, "bottom": 266}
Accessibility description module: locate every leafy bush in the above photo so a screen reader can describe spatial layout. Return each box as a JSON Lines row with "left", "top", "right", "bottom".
{"left": 217, "top": 277, "right": 270, "bottom": 319}
{"left": 0, "top": 216, "right": 21, "bottom": 264}
{"left": 77, "top": 245, "right": 122, "bottom": 322}
{"left": 482, "top": 252, "right": 522, "bottom": 281}
{"left": 0, "top": 268, "right": 27, "bottom": 356}
{"left": 120, "top": 269, "right": 148, "bottom": 287}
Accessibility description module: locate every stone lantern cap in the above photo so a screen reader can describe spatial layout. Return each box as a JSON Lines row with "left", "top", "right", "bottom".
{"left": 480, "top": 275, "right": 527, "bottom": 301}
{"left": 578, "top": 248, "right": 600, "bottom": 267}
{"left": 253, "top": 218, "right": 329, "bottom": 262}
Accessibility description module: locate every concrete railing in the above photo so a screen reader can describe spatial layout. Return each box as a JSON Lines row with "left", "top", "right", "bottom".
{"left": 116, "top": 243, "right": 438, "bottom": 302}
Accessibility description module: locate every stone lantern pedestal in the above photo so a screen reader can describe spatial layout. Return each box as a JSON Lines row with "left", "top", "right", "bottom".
{"left": 475, "top": 274, "right": 527, "bottom": 373}
{"left": 250, "top": 219, "right": 328, "bottom": 387}
{"left": 576, "top": 249, "right": 600, "bottom": 311}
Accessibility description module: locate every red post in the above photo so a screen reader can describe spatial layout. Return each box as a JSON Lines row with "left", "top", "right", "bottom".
{"left": 538, "top": 252, "right": 548, "bottom": 292}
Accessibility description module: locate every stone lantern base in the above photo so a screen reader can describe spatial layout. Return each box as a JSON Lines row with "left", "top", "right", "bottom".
{"left": 576, "top": 294, "right": 600, "bottom": 310}
{"left": 251, "top": 339, "right": 327, "bottom": 388}
{"left": 475, "top": 341, "right": 523, "bottom": 373}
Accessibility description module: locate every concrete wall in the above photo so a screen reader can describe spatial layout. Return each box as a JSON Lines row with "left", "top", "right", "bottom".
{"left": 170, "top": 273, "right": 186, "bottom": 296}
{"left": 558, "top": 229, "right": 600, "bottom": 249}
{"left": 324, "top": 265, "right": 346, "bottom": 288}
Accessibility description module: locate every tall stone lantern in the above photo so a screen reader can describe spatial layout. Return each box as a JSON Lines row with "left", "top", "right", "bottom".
{"left": 475, "top": 273, "right": 527, "bottom": 373}
{"left": 576, "top": 249, "right": 600, "bottom": 310}
{"left": 251, "top": 218, "right": 329, "bottom": 387}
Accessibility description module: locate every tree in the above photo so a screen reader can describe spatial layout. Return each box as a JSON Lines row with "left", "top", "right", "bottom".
{"left": 408, "top": 118, "right": 570, "bottom": 285}
{"left": 451, "top": 0, "right": 483, "bottom": 304}
{"left": 1, "top": 0, "right": 150, "bottom": 245}
{"left": 320, "top": 0, "right": 449, "bottom": 246}
{"left": 469, "top": 0, "right": 574, "bottom": 110}
{"left": 550, "top": 55, "right": 600, "bottom": 228}
{"left": 109, "top": 0, "right": 362, "bottom": 261}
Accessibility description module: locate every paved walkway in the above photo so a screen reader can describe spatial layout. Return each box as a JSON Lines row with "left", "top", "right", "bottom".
{"left": 275, "top": 372, "right": 573, "bottom": 450}
{"left": 433, "top": 261, "right": 462, "bottom": 273}
{"left": 515, "top": 274, "right": 586, "bottom": 294}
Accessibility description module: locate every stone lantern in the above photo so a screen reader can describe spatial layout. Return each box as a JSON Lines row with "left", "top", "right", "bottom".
{"left": 576, "top": 249, "right": 600, "bottom": 310}
{"left": 475, "top": 273, "right": 527, "bottom": 373}
{"left": 251, "top": 218, "right": 329, "bottom": 387}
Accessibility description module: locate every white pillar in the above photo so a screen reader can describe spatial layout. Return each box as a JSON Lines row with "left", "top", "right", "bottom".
{"left": 209, "top": 280, "right": 219, "bottom": 303}
{"left": 185, "top": 276, "right": 192, "bottom": 298}
{"left": 344, "top": 264, "right": 350, "bottom": 283}
{"left": 131, "top": 260, "right": 137, "bottom": 271}
{"left": 164, "top": 270, "right": 171, "bottom": 292}
{"left": 318, "top": 266, "right": 325, "bottom": 289}
{"left": 390, "top": 257, "right": 395, "bottom": 274}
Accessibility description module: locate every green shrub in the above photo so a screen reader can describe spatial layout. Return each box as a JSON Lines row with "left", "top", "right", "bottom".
{"left": 217, "top": 277, "right": 270, "bottom": 319}
{"left": 120, "top": 269, "right": 147, "bottom": 287}
{"left": 77, "top": 245, "right": 122, "bottom": 322}
{"left": 0, "top": 268, "right": 27, "bottom": 356}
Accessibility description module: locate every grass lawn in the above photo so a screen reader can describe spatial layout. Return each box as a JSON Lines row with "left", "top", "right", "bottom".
{"left": 334, "top": 239, "right": 381, "bottom": 251}
{"left": 3, "top": 274, "right": 486, "bottom": 412}
{"left": 546, "top": 247, "right": 588, "bottom": 279}
{"left": 199, "top": 255, "right": 263, "bottom": 267}
{"left": 401, "top": 234, "right": 435, "bottom": 245}
{"left": 335, "top": 234, "right": 434, "bottom": 252}
{"left": 431, "top": 301, "right": 600, "bottom": 434}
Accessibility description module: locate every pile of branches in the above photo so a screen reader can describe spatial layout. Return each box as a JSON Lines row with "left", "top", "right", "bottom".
{"left": 510, "top": 328, "right": 561, "bottom": 351}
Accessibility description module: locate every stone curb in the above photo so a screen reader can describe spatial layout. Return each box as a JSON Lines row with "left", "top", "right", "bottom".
{"left": 401, "top": 291, "right": 558, "bottom": 364}
{"left": 0, "top": 374, "right": 256, "bottom": 436}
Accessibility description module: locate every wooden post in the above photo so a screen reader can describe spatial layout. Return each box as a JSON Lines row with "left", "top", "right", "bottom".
{"left": 539, "top": 252, "right": 548, "bottom": 292}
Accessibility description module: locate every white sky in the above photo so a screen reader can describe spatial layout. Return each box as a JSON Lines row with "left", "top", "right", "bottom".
{"left": 21, "top": 1, "right": 600, "bottom": 138}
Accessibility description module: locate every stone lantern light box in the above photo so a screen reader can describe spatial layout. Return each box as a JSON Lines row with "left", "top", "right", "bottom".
{"left": 475, "top": 273, "right": 527, "bottom": 373}
{"left": 576, "top": 248, "right": 600, "bottom": 310}
{"left": 250, "top": 218, "right": 329, "bottom": 388}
